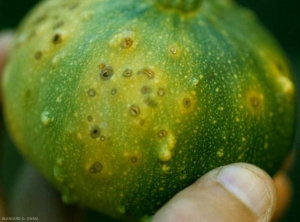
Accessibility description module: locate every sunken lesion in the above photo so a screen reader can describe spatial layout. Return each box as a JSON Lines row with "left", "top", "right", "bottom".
{"left": 99, "top": 63, "right": 114, "bottom": 80}
{"left": 90, "top": 125, "right": 101, "bottom": 138}
{"left": 123, "top": 69, "right": 133, "bottom": 77}
{"left": 52, "top": 33, "right": 63, "bottom": 44}
{"left": 122, "top": 37, "right": 134, "bottom": 48}
{"left": 139, "top": 68, "right": 155, "bottom": 79}
{"left": 176, "top": 92, "right": 197, "bottom": 115}
{"left": 89, "top": 162, "right": 103, "bottom": 174}
{"left": 129, "top": 105, "right": 140, "bottom": 117}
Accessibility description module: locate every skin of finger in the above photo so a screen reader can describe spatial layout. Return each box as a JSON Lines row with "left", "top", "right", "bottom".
{"left": 0, "top": 189, "right": 8, "bottom": 218}
{"left": 281, "top": 149, "right": 296, "bottom": 172}
{"left": 272, "top": 171, "right": 292, "bottom": 222}
{"left": 11, "top": 163, "right": 83, "bottom": 222}
{"left": 152, "top": 163, "right": 277, "bottom": 222}
{"left": 0, "top": 30, "right": 14, "bottom": 102}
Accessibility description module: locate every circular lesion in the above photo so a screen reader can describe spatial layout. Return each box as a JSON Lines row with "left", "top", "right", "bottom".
{"left": 129, "top": 105, "right": 140, "bottom": 116}
{"left": 90, "top": 125, "right": 101, "bottom": 138}
{"left": 89, "top": 162, "right": 103, "bottom": 173}
{"left": 175, "top": 92, "right": 197, "bottom": 115}
{"left": 52, "top": 33, "right": 62, "bottom": 44}
{"left": 87, "top": 89, "right": 96, "bottom": 97}
{"left": 123, "top": 69, "right": 132, "bottom": 77}
{"left": 99, "top": 63, "right": 114, "bottom": 80}
{"left": 183, "top": 97, "right": 191, "bottom": 108}
{"left": 122, "top": 37, "right": 134, "bottom": 48}
{"left": 245, "top": 90, "right": 264, "bottom": 115}
{"left": 158, "top": 130, "right": 168, "bottom": 138}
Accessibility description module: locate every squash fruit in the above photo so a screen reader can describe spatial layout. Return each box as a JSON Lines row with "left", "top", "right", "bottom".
{"left": 2, "top": 0, "right": 296, "bottom": 220}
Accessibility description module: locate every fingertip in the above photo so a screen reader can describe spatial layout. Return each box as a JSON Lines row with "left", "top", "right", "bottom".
{"left": 0, "top": 30, "right": 14, "bottom": 70}
{"left": 153, "top": 163, "right": 277, "bottom": 222}
{"left": 216, "top": 163, "right": 277, "bottom": 221}
{"left": 272, "top": 171, "right": 292, "bottom": 221}
{"left": 0, "top": 29, "right": 14, "bottom": 61}
{"left": 0, "top": 30, "right": 14, "bottom": 102}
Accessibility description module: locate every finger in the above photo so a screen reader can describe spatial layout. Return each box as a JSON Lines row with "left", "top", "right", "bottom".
{"left": 281, "top": 150, "right": 295, "bottom": 172}
{"left": 0, "top": 30, "right": 14, "bottom": 102}
{"left": 272, "top": 171, "right": 292, "bottom": 222}
{"left": 11, "top": 163, "right": 83, "bottom": 222}
{"left": 0, "top": 30, "right": 13, "bottom": 73}
{"left": 152, "top": 163, "right": 277, "bottom": 222}
{"left": 0, "top": 188, "right": 8, "bottom": 218}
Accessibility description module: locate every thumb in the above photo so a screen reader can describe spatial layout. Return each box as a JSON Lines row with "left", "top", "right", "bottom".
{"left": 152, "top": 163, "right": 277, "bottom": 222}
{"left": 0, "top": 30, "right": 14, "bottom": 102}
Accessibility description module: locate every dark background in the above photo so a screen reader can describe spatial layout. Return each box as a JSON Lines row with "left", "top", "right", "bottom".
{"left": 0, "top": 0, "right": 299, "bottom": 221}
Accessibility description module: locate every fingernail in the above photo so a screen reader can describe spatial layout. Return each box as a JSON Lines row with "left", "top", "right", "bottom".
{"left": 217, "top": 165, "right": 271, "bottom": 217}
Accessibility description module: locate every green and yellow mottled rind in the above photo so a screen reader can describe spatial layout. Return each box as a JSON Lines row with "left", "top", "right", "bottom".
{"left": 3, "top": 0, "right": 296, "bottom": 220}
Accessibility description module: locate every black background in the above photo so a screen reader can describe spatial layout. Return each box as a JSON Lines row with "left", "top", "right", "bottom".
{"left": 0, "top": 0, "right": 299, "bottom": 221}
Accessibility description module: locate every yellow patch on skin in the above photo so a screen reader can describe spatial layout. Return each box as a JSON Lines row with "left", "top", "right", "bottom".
{"left": 41, "top": 111, "right": 51, "bottom": 126}
{"left": 109, "top": 30, "right": 138, "bottom": 50}
{"left": 180, "top": 174, "right": 187, "bottom": 180}
{"left": 245, "top": 90, "right": 264, "bottom": 115}
{"left": 277, "top": 75, "right": 295, "bottom": 94}
{"left": 162, "top": 164, "right": 170, "bottom": 171}
{"left": 176, "top": 91, "right": 197, "bottom": 115}
{"left": 268, "top": 61, "right": 295, "bottom": 95}
{"left": 157, "top": 131, "right": 176, "bottom": 162}
{"left": 217, "top": 148, "right": 224, "bottom": 157}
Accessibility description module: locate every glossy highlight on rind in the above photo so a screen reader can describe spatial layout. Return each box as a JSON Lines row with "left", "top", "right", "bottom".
{"left": 2, "top": 0, "right": 296, "bottom": 221}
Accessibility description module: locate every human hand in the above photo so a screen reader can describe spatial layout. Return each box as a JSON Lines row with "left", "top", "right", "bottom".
{"left": 153, "top": 161, "right": 292, "bottom": 222}
{"left": 0, "top": 31, "right": 292, "bottom": 222}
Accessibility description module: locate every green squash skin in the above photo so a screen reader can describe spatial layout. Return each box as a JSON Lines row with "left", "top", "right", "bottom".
{"left": 2, "top": 0, "right": 296, "bottom": 220}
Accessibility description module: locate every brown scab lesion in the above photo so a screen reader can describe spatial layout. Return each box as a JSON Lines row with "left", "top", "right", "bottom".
{"left": 111, "top": 89, "right": 117, "bottom": 95}
{"left": 90, "top": 125, "right": 101, "bottom": 138}
{"left": 139, "top": 68, "right": 154, "bottom": 79}
{"left": 122, "top": 37, "right": 133, "bottom": 48}
{"left": 34, "top": 51, "right": 43, "bottom": 60}
{"left": 144, "top": 98, "right": 157, "bottom": 107}
{"left": 157, "top": 88, "right": 165, "bottom": 96}
{"left": 183, "top": 98, "right": 191, "bottom": 108}
{"left": 123, "top": 69, "right": 132, "bottom": 77}
{"left": 89, "top": 162, "right": 103, "bottom": 173}
{"left": 87, "top": 89, "right": 96, "bottom": 97}
{"left": 131, "top": 156, "right": 138, "bottom": 164}
{"left": 87, "top": 116, "right": 93, "bottom": 122}
{"left": 170, "top": 47, "right": 177, "bottom": 54}
{"left": 129, "top": 105, "right": 140, "bottom": 116}
{"left": 52, "top": 33, "right": 62, "bottom": 44}
{"left": 141, "top": 86, "right": 151, "bottom": 94}
{"left": 99, "top": 63, "right": 114, "bottom": 80}
{"left": 158, "top": 130, "right": 168, "bottom": 138}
